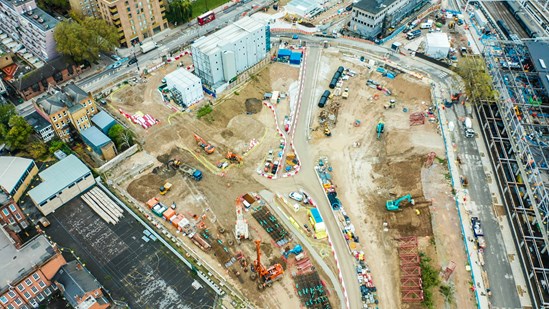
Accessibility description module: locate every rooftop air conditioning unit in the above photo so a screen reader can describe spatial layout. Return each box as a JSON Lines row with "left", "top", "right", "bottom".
{"left": 33, "top": 14, "right": 38, "bottom": 19}
{"left": 38, "top": 18, "right": 44, "bottom": 23}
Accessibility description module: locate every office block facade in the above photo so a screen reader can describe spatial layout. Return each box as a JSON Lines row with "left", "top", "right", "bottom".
{"left": 0, "top": 0, "right": 59, "bottom": 61}
{"left": 97, "top": 0, "right": 167, "bottom": 48}
{"left": 350, "top": 0, "right": 424, "bottom": 39}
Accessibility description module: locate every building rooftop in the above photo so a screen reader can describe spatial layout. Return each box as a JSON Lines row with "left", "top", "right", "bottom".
{"left": 0, "top": 0, "right": 35, "bottom": 10}
{"left": 28, "top": 154, "right": 92, "bottom": 205}
{"left": 192, "top": 16, "right": 265, "bottom": 55}
{"left": 165, "top": 68, "right": 202, "bottom": 89}
{"left": 12, "top": 56, "right": 77, "bottom": 91}
{"left": 53, "top": 261, "right": 103, "bottom": 308}
{"left": 24, "top": 111, "right": 51, "bottom": 132}
{"left": 81, "top": 126, "right": 111, "bottom": 148}
{"left": 354, "top": 0, "right": 396, "bottom": 15}
{"left": 0, "top": 232, "right": 56, "bottom": 293}
{"left": 21, "top": 7, "right": 59, "bottom": 31}
{"left": 0, "top": 156, "right": 35, "bottom": 195}
{"left": 36, "top": 83, "right": 89, "bottom": 115}
{"left": 91, "top": 111, "right": 115, "bottom": 131}
{"left": 525, "top": 41, "right": 549, "bottom": 93}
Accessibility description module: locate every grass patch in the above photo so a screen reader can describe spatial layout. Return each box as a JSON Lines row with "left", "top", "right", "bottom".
{"left": 419, "top": 252, "right": 441, "bottom": 309}
{"left": 191, "top": 0, "right": 229, "bottom": 18}
{"left": 197, "top": 105, "right": 213, "bottom": 119}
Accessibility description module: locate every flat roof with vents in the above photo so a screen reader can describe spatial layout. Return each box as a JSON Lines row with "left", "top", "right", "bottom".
{"left": 21, "top": 7, "right": 59, "bottom": 31}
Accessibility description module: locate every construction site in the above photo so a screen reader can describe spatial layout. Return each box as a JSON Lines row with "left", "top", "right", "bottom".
{"left": 307, "top": 47, "right": 476, "bottom": 308}
{"left": 99, "top": 55, "right": 340, "bottom": 308}
{"left": 97, "top": 40, "right": 476, "bottom": 308}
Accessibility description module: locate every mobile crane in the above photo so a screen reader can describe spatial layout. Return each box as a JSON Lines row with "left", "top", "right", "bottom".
{"left": 250, "top": 240, "right": 284, "bottom": 290}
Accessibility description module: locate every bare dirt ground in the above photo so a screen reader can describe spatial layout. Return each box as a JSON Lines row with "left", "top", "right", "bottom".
{"left": 307, "top": 50, "right": 475, "bottom": 308}
{"left": 106, "top": 61, "right": 336, "bottom": 308}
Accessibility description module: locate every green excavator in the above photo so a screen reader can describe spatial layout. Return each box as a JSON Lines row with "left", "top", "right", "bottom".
{"left": 386, "top": 194, "right": 414, "bottom": 211}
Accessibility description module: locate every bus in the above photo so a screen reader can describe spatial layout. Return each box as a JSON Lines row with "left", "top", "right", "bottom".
{"left": 197, "top": 11, "right": 215, "bottom": 26}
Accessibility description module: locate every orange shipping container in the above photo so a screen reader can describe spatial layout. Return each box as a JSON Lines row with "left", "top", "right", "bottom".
{"left": 163, "top": 208, "right": 176, "bottom": 220}
{"left": 171, "top": 214, "right": 185, "bottom": 227}
{"left": 146, "top": 197, "right": 159, "bottom": 209}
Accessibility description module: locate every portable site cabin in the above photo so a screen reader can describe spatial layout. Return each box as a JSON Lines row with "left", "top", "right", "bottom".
{"left": 290, "top": 52, "right": 302, "bottom": 65}
{"left": 308, "top": 208, "right": 327, "bottom": 239}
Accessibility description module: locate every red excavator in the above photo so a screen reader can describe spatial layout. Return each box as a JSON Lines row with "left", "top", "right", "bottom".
{"left": 193, "top": 133, "right": 215, "bottom": 154}
{"left": 226, "top": 151, "right": 243, "bottom": 164}
{"left": 250, "top": 239, "right": 284, "bottom": 290}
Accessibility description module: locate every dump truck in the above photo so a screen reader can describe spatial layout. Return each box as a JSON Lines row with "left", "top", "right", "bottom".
{"left": 140, "top": 41, "right": 158, "bottom": 53}
{"left": 179, "top": 164, "right": 203, "bottom": 181}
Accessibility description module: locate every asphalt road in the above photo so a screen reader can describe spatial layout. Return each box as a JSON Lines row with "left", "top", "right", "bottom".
{"left": 289, "top": 46, "right": 363, "bottom": 308}
{"left": 447, "top": 104, "right": 522, "bottom": 308}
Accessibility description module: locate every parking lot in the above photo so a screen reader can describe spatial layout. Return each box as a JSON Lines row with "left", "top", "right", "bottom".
{"left": 45, "top": 192, "right": 217, "bottom": 309}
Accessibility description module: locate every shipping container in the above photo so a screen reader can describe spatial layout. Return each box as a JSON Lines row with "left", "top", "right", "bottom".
{"left": 163, "top": 208, "right": 176, "bottom": 220}
{"left": 146, "top": 197, "right": 159, "bottom": 209}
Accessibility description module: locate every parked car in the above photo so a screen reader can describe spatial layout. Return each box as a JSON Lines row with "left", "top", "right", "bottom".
{"left": 289, "top": 191, "right": 304, "bottom": 202}
{"left": 128, "top": 57, "right": 138, "bottom": 66}
{"left": 111, "top": 54, "right": 121, "bottom": 61}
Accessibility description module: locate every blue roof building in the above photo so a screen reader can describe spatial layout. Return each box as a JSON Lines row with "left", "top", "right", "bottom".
{"left": 91, "top": 111, "right": 116, "bottom": 135}
{"left": 278, "top": 49, "right": 292, "bottom": 59}
{"left": 81, "top": 127, "right": 117, "bottom": 160}
{"left": 28, "top": 154, "right": 96, "bottom": 215}
{"left": 0, "top": 156, "right": 38, "bottom": 202}
{"left": 290, "top": 52, "right": 302, "bottom": 65}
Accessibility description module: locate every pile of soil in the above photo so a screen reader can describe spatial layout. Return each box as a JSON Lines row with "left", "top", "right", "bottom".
{"left": 245, "top": 98, "right": 263, "bottom": 114}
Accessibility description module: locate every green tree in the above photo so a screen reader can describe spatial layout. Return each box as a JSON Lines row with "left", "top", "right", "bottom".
{"left": 108, "top": 124, "right": 135, "bottom": 150}
{"left": 166, "top": 0, "right": 193, "bottom": 25}
{"left": 27, "top": 142, "right": 48, "bottom": 159}
{"left": 456, "top": 57, "right": 499, "bottom": 102}
{"left": 54, "top": 18, "right": 119, "bottom": 63}
{"left": 0, "top": 103, "right": 16, "bottom": 126}
{"left": 4, "top": 116, "right": 33, "bottom": 150}
{"left": 49, "top": 139, "right": 67, "bottom": 154}
{"left": 37, "top": 0, "right": 70, "bottom": 14}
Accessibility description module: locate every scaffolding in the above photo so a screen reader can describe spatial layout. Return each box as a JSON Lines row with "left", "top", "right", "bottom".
{"left": 397, "top": 237, "right": 423, "bottom": 302}
{"left": 475, "top": 38, "right": 549, "bottom": 307}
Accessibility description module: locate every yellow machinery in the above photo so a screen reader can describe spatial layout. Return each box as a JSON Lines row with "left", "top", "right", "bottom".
{"left": 160, "top": 182, "right": 172, "bottom": 195}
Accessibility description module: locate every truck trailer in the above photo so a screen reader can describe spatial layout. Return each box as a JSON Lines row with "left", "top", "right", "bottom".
{"left": 140, "top": 41, "right": 158, "bottom": 54}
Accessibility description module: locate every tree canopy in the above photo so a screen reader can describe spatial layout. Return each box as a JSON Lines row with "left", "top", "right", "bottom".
{"left": 166, "top": 0, "right": 193, "bottom": 25}
{"left": 456, "top": 57, "right": 499, "bottom": 102}
{"left": 108, "top": 124, "right": 135, "bottom": 151}
{"left": 1, "top": 115, "right": 33, "bottom": 150}
{"left": 54, "top": 17, "right": 119, "bottom": 63}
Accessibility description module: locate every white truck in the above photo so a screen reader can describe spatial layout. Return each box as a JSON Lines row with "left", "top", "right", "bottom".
{"left": 420, "top": 19, "right": 433, "bottom": 29}
{"left": 140, "top": 41, "right": 158, "bottom": 54}
{"left": 463, "top": 117, "right": 475, "bottom": 138}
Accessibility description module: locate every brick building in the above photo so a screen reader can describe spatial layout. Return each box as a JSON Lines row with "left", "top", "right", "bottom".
{"left": 0, "top": 227, "right": 67, "bottom": 308}
{"left": 0, "top": 187, "right": 29, "bottom": 247}
{"left": 54, "top": 261, "right": 110, "bottom": 309}
{"left": 10, "top": 56, "right": 85, "bottom": 101}
{"left": 33, "top": 83, "right": 98, "bottom": 142}
{"left": 97, "top": 0, "right": 167, "bottom": 47}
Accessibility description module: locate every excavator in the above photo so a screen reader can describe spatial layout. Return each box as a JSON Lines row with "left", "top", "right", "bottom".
{"left": 250, "top": 240, "right": 284, "bottom": 290}
{"left": 376, "top": 119, "right": 385, "bottom": 140}
{"left": 193, "top": 133, "right": 215, "bottom": 154}
{"left": 386, "top": 194, "right": 415, "bottom": 211}
{"left": 226, "top": 152, "right": 243, "bottom": 164}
